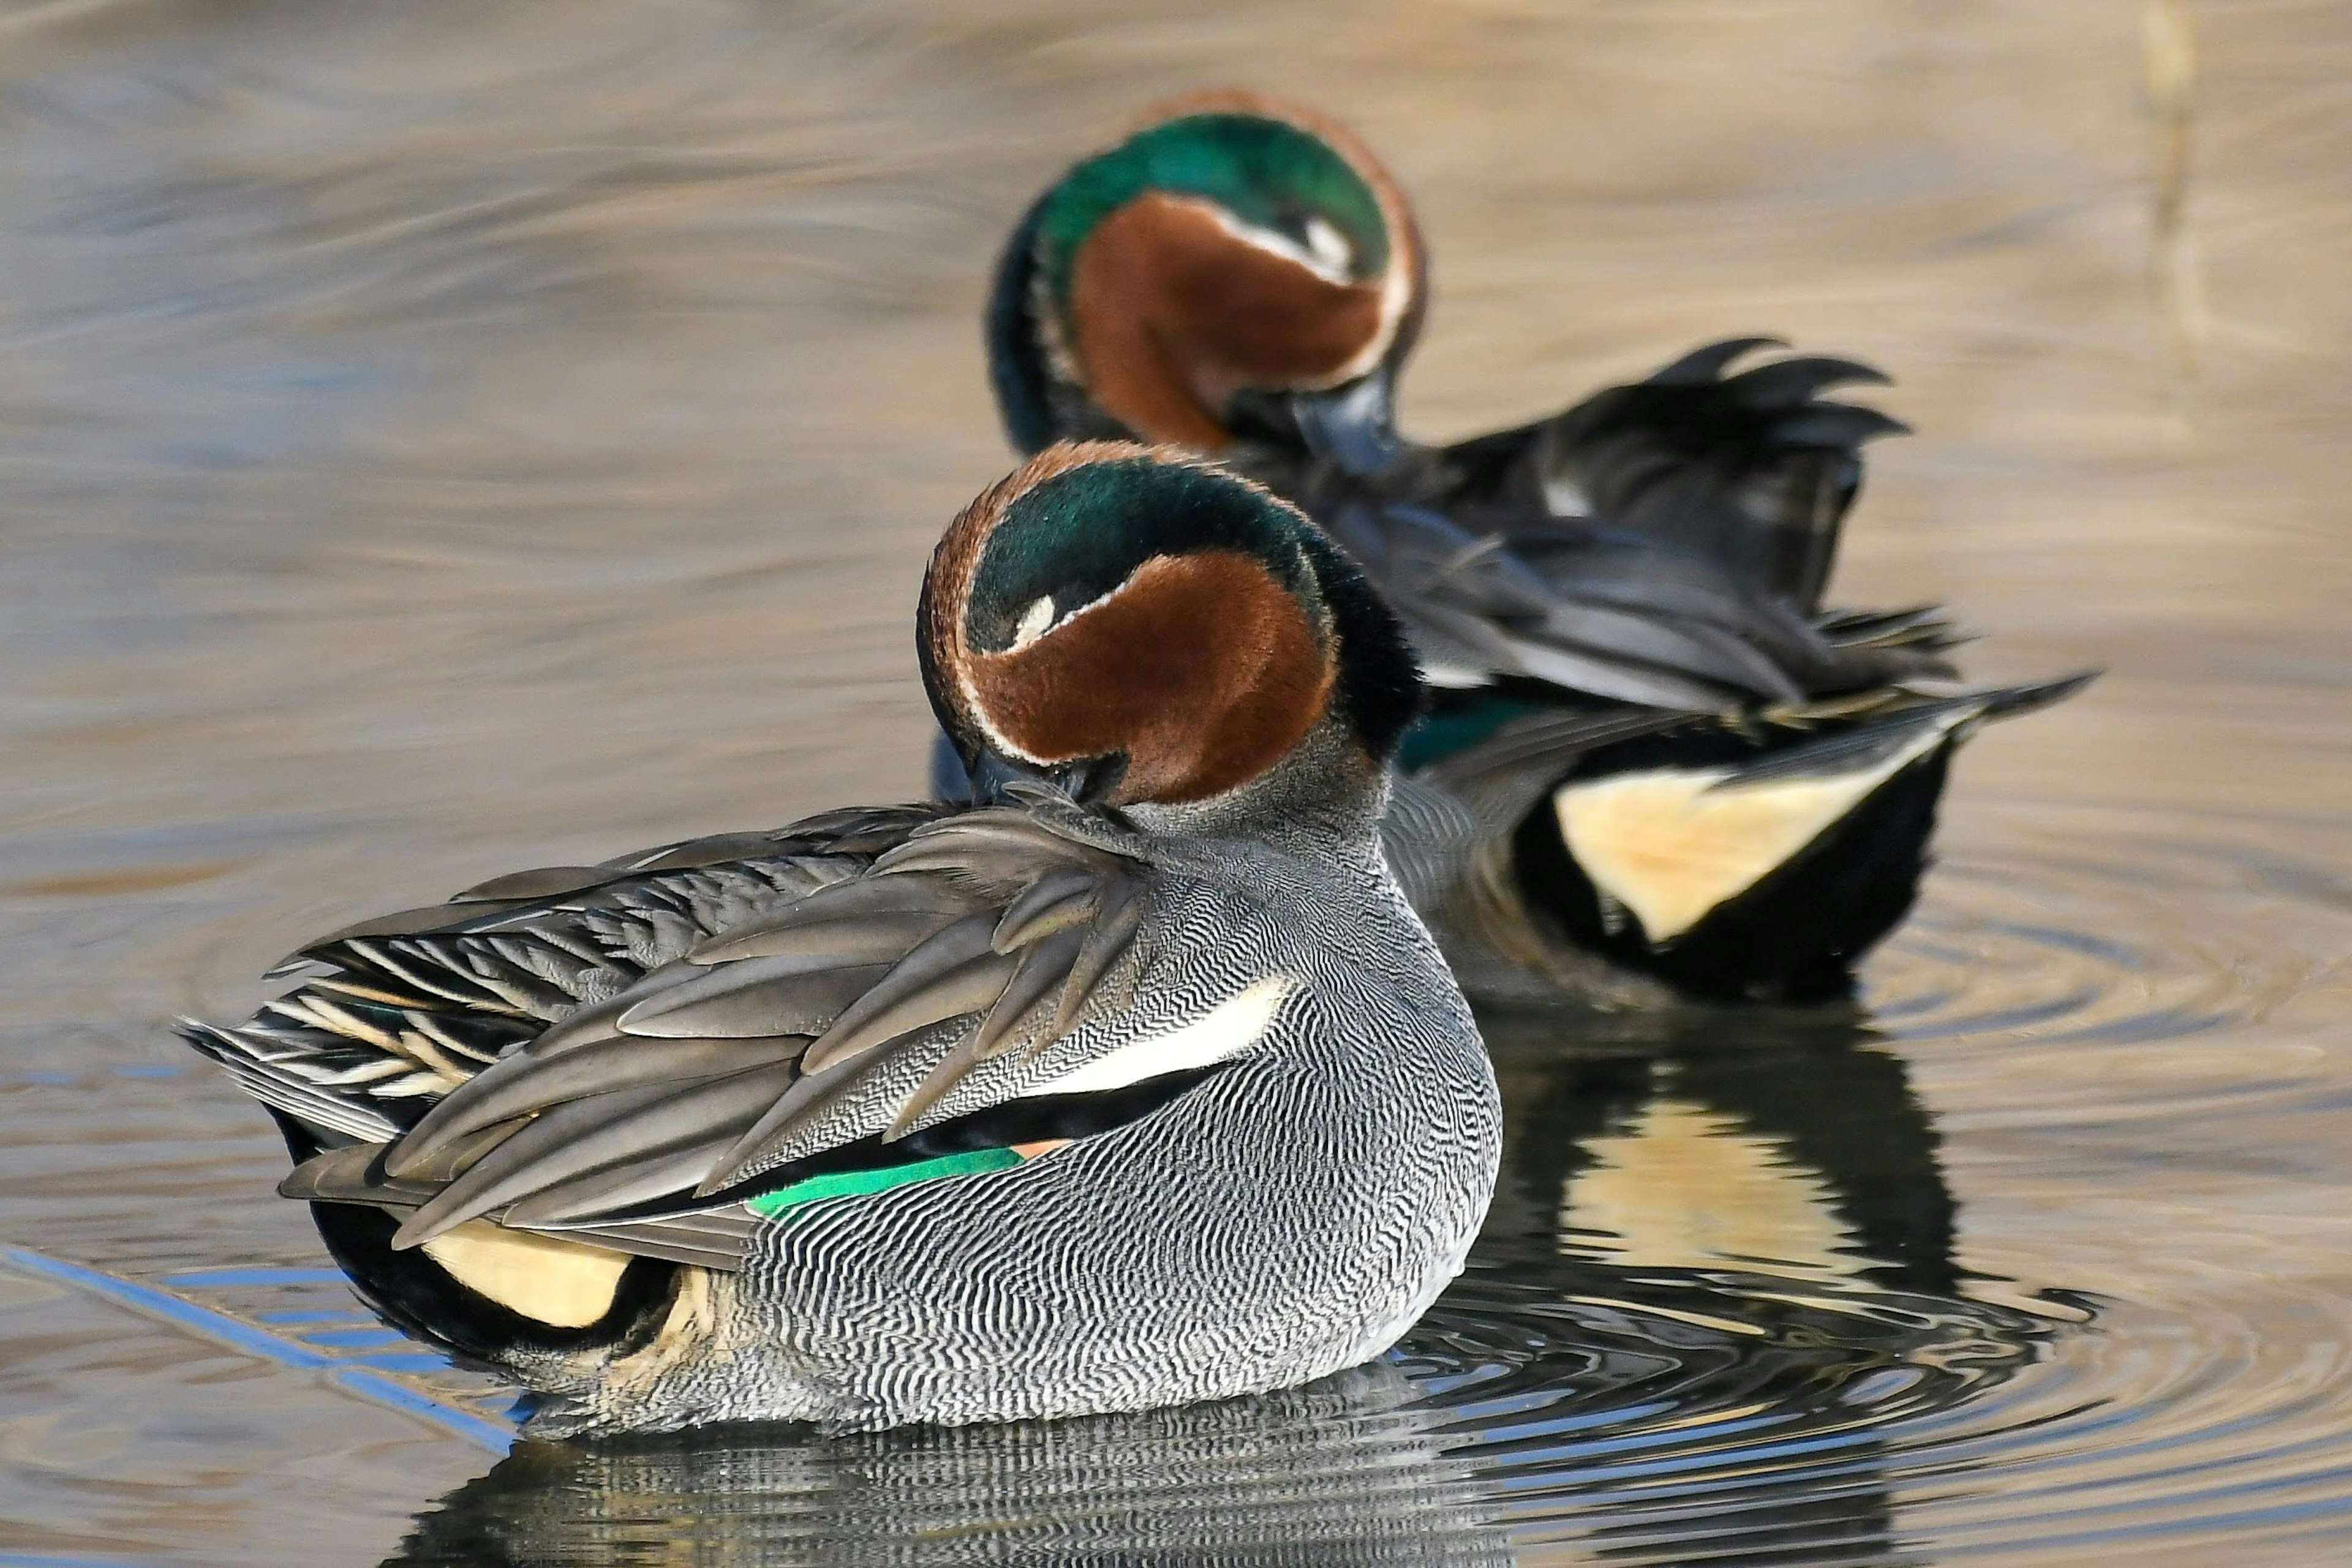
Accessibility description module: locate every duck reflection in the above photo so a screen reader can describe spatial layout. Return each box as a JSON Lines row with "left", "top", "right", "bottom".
{"left": 388, "top": 1009, "right": 2059, "bottom": 1567}
{"left": 386, "top": 1366, "right": 1511, "bottom": 1567}
{"left": 1438, "top": 1005, "right": 2052, "bottom": 1564}
{"left": 1487, "top": 1005, "right": 1956, "bottom": 1293}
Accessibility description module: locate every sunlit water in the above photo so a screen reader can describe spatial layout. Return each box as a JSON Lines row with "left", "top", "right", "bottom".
{"left": 4, "top": 2, "right": 2349, "bottom": 1564}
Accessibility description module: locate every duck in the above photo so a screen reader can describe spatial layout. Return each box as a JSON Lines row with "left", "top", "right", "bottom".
{"left": 972, "top": 90, "right": 2092, "bottom": 1006}
{"left": 178, "top": 442, "right": 1501, "bottom": 1436}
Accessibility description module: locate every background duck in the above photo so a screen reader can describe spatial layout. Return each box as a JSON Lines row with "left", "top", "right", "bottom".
{"left": 976, "top": 90, "right": 2092, "bottom": 1006}
{"left": 179, "top": 443, "right": 1499, "bottom": 1435}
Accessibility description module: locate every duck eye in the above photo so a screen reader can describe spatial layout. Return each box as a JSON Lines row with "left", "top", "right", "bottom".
{"left": 1303, "top": 216, "right": 1352, "bottom": 274}
{"left": 1011, "top": 595, "right": 1058, "bottom": 650}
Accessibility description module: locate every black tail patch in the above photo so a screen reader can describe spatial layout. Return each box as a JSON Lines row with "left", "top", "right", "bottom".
{"left": 1511, "top": 741, "right": 1951, "bottom": 1004}
{"left": 265, "top": 1112, "right": 680, "bottom": 1370}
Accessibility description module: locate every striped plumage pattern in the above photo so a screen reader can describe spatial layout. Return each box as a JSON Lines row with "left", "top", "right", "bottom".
{"left": 184, "top": 782, "right": 1498, "bottom": 1433}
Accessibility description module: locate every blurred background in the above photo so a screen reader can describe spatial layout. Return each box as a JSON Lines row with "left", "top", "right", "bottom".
{"left": 2, "top": 2, "right": 2348, "bottom": 1564}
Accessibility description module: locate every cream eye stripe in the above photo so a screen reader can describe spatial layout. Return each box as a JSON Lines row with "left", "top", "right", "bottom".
{"left": 1303, "top": 216, "right": 1352, "bottom": 273}
{"left": 1199, "top": 203, "right": 1354, "bottom": 286}
{"left": 1165, "top": 197, "right": 1412, "bottom": 385}
{"left": 1000, "top": 574, "right": 1131, "bottom": 651}
{"left": 955, "top": 559, "right": 1166, "bottom": 762}
{"left": 1011, "top": 595, "right": 1057, "bottom": 649}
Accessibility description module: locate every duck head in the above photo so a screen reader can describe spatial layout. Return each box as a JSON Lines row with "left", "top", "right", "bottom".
{"left": 988, "top": 91, "right": 1423, "bottom": 461}
{"left": 923, "top": 442, "right": 1424, "bottom": 827}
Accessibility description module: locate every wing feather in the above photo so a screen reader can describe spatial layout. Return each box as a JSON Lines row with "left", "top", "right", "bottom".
{"left": 190, "top": 793, "right": 1176, "bottom": 1269}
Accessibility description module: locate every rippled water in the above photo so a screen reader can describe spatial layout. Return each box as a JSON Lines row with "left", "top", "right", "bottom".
{"left": 4, "top": 2, "right": 2349, "bottom": 1563}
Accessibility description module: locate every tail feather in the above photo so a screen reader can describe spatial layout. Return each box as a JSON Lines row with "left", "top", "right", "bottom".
{"left": 178, "top": 1017, "right": 412, "bottom": 1145}
{"left": 1491, "top": 670, "right": 2093, "bottom": 1001}
{"left": 1534, "top": 339, "right": 1908, "bottom": 613}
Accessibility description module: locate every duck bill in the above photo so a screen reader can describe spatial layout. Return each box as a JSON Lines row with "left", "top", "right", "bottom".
{"left": 963, "top": 747, "right": 1128, "bottom": 807}
{"left": 1227, "top": 367, "right": 1402, "bottom": 476}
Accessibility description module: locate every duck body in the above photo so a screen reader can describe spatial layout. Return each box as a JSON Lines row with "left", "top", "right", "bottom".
{"left": 979, "top": 93, "right": 2094, "bottom": 1006}
{"left": 182, "top": 446, "right": 1498, "bottom": 1434}
{"left": 1218, "top": 345, "right": 2087, "bottom": 1005}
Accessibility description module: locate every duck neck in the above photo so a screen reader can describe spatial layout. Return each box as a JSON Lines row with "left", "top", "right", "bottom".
{"left": 1125, "top": 715, "right": 1390, "bottom": 867}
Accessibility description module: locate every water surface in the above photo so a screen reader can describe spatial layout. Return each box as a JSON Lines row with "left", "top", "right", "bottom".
{"left": 4, "top": 2, "right": 2349, "bottom": 1562}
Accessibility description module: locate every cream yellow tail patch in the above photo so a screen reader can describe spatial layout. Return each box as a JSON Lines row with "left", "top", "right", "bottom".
{"left": 1033, "top": 974, "right": 1299, "bottom": 1097}
{"left": 421, "top": 1221, "right": 632, "bottom": 1328}
{"left": 1555, "top": 726, "right": 1947, "bottom": 943}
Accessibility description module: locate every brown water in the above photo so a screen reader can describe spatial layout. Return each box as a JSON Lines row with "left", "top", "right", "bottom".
{"left": 4, "top": 1, "right": 2349, "bottom": 1562}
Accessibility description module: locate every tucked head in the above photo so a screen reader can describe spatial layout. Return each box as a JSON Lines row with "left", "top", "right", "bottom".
{"left": 989, "top": 91, "right": 1423, "bottom": 456}
{"left": 923, "top": 442, "right": 1422, "bottom": 813}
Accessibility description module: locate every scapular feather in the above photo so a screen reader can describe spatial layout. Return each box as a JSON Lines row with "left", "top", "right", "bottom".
{"left": 392, "top": 1034, "right": 802, "bottom": 1172}
{"left": 394, "top": 1061, "right": 801, "bottom": 1247}
{"left": 1648, "top": 336, "right": 1787, "bottom": 385}
{"left": 800, "top": 944, "right": 1020, "bottom": 1076}
{"left": 683, "top": 878, "right": 979, "bottom": 965}
{"left": 617, "top": 957, "right": 891, "bottom": 1039}
{"left": 699, "top": 1057, "right": 868, "bottom": 1194}
{"left": 498, "top": 1143, "right": 746, "bottom": 1229}
{"left": 991, "top": 869, "right": 1100, "bottom": 952}
{"left": 451, "top": 865, "right": 618, "bottom": 903}
{"left": 1050, "top": 878, "right": 1147, "bottom": 1042}
{"left": 973, "top": 925, "right": 1090, "bottom": 1060}
{"left": 1721, "top": 355, "right": 1891, "bottom": 409}
{"left": 282, "top": 1144, "right": 434, "bottom": 1208}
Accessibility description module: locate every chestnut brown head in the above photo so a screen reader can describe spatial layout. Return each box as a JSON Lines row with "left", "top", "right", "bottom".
{"left": 987, "top": 92, "right": 1425, "bottom": 459}
{"left": 922, "top": 443, "right": 1423, "bottom": 812}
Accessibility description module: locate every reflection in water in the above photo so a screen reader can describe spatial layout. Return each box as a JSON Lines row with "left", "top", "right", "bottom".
{"left": 1441, "top": 1009, "right": 2059, "bottom": 1564}
{"left": 1494, "top": 1009, "right": 1956, "bottom": 1294}
{"left": 391, "top": 1370, "right": 1509, "bottom": 1567}
{"left": 386, "top": 1008, "right": 2065, "bottom": 1566}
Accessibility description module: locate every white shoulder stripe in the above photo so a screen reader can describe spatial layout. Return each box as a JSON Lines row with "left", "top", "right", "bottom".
{"left": 1030, "top": 974, "right": 1300, "bottom": 1098}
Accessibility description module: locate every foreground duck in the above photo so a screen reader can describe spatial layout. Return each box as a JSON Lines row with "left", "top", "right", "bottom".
{"left": 979, "top": 92, "right": 2090, "bottom": 1005}
{"left": 181, "top": 444, "right": 1499, "bottom": 1434}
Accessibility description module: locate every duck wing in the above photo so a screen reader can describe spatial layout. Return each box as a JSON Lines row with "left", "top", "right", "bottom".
{"left": 1251, "top": 343, "right": 1943, "bottom": 710}
{"left": 1314, "top": 485, "right": 1945, "bottom": 712}
{"left": 1454, "top": 337, "right": 1911, "bottom": 615}
{"left": 188, "top": 790, "right": 1183, "bottom": 1272}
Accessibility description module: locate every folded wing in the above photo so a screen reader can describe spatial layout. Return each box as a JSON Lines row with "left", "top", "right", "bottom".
{"left": 184, "top": 790, "right": 1163, "bottom": 1273}
{"left": 1258, "top": 342, "right": 1951, "bottom": 712}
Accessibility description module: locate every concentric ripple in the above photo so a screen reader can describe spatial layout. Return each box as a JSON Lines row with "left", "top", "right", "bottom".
{"left": 22, "top": 802, "right": 2352, "bottom": 1566}
{"left": 1872, "top": 803, "right": 2352, "bottom": 1053}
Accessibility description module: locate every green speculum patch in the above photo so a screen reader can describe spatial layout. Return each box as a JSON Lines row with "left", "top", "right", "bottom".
{"left": 1035, "top": 114, "right": 1389, "bottom": 305}
{"left": 746, "top": 1146, "right": 1027, "bottom": 1218}
{"left": 1397, "top": 693, "right": 1551, "bottom": 772}
{"left": 726, "top": 1066, "right": 1233, "bottom": 1221}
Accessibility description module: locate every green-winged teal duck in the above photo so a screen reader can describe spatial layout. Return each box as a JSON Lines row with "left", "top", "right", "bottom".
{"left": 973, "top": 91, "right": 2091, "bottom": 1006}
{"left": 181, "top": 443, "right": 1501, "bottom": 1434}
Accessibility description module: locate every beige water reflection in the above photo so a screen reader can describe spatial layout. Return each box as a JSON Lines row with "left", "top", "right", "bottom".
{"left": 2, "top": 2, "right": 2349, "bottom": 1564}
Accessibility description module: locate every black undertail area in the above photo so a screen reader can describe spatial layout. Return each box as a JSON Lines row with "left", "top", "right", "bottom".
{"left": 1510, "top": 734, "right": 1953, "bottom": 1004}
{"left": 265, "top": 1110, "right": 680, "bottom": 1370}
{"left": 308, "top": 1200, "right": 681, "bottom": 1371}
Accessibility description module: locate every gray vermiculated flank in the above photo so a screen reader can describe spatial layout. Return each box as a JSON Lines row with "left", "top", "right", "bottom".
{"left": 566, "top": 805, "right": 1501, "bottom": 1433}
{"left": 185, "top": 770, "right": 1501, "bottom": 1435}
